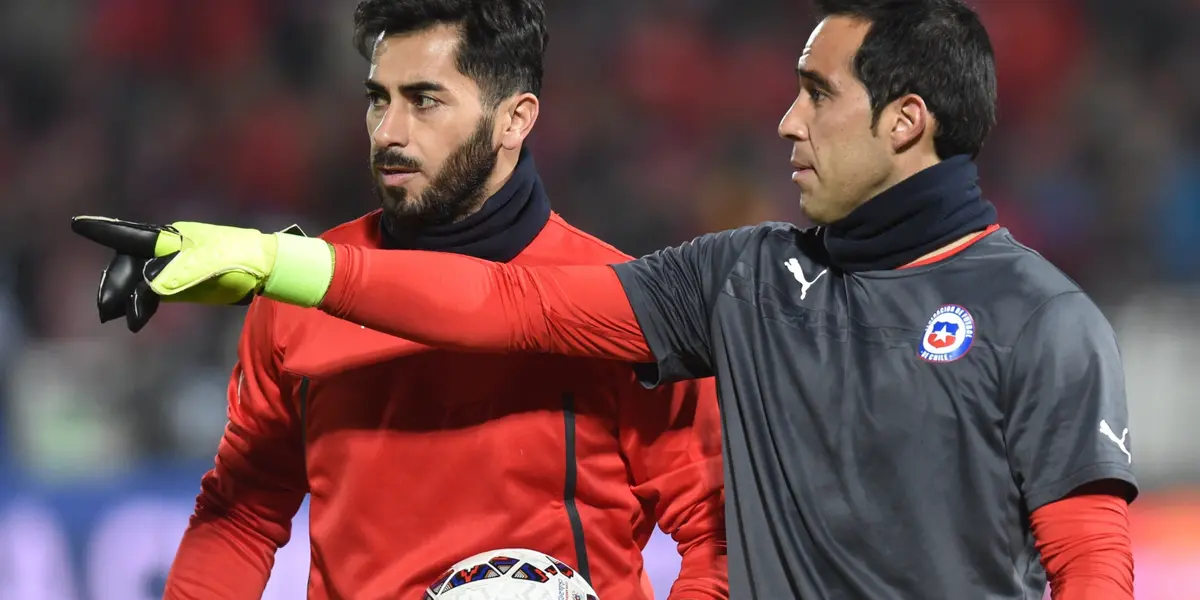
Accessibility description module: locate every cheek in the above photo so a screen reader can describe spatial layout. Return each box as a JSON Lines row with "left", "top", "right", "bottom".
{"left": 815, "top": 129, "right": 890, "bottom": 200}
{"left": 418, "top": 144, "right": 449, "bottom": 177}
{"left": 811, "top": 118, "right": 852, "bottom": 174}
{"left": 418, "top": 128, "right": 468, "bottom": 173}
{"left": 819, "top": 112, "right": 886, "bottom": 163}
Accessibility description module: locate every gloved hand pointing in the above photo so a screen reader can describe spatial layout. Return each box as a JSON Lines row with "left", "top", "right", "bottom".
{"left": 70, "top": 216, "right": 334, "bottom": 332}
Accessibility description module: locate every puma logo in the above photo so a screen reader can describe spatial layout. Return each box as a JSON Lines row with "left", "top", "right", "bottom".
{"left": 1099, "top": 420, "right": 1131, "bottom": 464}
{"left": 784, "top": 258, "right": 827, "bottom": 300}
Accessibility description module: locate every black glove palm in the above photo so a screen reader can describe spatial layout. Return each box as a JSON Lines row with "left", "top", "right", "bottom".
{"left": 72, "top": 216, "right": 300, "bottom": 333}
{"left": 72, "top": 217, "right": 178, "bottom": 333}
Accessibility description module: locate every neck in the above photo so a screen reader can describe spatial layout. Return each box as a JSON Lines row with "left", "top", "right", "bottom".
{"left": 379, "top": 146, "right": 551, "bottom": 262}
{"left": 821, "top": 154, "right": 998, "bottom": 272}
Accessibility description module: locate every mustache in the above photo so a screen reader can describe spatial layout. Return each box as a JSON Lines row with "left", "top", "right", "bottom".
{"left": 372, "top": 149, "right": 421, "bottom": 171}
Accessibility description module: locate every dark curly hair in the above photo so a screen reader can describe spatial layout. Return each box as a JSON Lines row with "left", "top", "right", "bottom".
{"left": 353, "top": 0, "right": 548, "bottom": 107}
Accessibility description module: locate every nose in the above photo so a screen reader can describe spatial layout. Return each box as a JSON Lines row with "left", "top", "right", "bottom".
{"left": 371, "top": 105, "right": 410, "bottom": 149}
{"left": 778, "top": 96, "right": 809, "bottom": 142}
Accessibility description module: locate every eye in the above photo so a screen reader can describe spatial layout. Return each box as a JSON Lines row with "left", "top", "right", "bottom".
{"left": 365, "top": 90, "right": 387, "bottom": 108}
{"left": 413, "top": 94, "right": 440, "bottom": 110}
{"left": 807, "top": 87, "right": 827, "bottom": 105}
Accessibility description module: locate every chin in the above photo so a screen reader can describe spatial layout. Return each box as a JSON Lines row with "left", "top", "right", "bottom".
{"left": 380, "top": 183, "right": 422, "bottom": 206}
{"left": 804, "top": 207, "right": 844, "bottom": 227}
{"left": 800, "top": 210, "right": 827, "bottom": 226}
{"left": 799, "top": 197, "right": 828, "bottom": 226}
{"left": 386, "top": 197, "right": 432, "bottom": 220}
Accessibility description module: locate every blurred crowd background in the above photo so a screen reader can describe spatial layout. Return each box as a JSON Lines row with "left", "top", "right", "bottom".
{"left": 1, "top": 0, "right": 1198, "bottom": 598}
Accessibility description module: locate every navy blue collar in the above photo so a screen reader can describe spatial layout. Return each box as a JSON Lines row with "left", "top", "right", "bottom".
{"left": 820, "top": 155, "right": 998, "bottom": 272}
{"left": 379, "top": 148, "right": 551, "bottom": 263}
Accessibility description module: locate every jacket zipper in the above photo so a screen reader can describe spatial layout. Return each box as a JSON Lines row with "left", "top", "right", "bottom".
{"left": 297, "top": 376, "right": 311, "bottom": 594}
{"left": 295, "top": 383, "right": 592, "bottom": 586}
{"left": 561, "top": 392, "right": 592, "bottom": 585}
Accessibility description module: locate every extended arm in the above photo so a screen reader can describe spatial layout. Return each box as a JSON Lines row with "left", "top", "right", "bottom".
{"left": 316, "top": 223, "right": 758, "bottom": 386}
{"left": 321, "top": 244, "right": 653, "bottom": 362}
{"left": 71, "top": 216, "right": 757, "bottom": 383}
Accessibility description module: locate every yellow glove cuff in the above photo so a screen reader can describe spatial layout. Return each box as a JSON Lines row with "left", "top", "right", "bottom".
{"left": 263, "top": 233, "right": 335, "bottom": 308}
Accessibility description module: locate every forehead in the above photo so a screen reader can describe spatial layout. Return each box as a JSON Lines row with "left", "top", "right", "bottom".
{"left": 798, "top": 16, "right": 871, "bottom": 79}
{"left": 368, "top": 24, "right": 468, "bottom": 84}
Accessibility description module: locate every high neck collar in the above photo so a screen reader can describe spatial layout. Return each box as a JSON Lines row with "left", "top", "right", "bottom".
{"left": 821, "top": 155, "right": 998, "bottom": 272}
{"left": 379, "top": 148, "right": 551, "bottom": 262}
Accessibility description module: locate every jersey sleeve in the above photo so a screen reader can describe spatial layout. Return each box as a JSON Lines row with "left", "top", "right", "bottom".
{"left": 611, "top": 226, "right": 760, "bottom": 386}
{"left": 1002, "top": 292, "right": 1138, "bottom": 512}
{"left": 164, "top": 298, "right": 308, "bottom": 598}
{"left": 321, "top": 246, "right": 654, "bottom": 363}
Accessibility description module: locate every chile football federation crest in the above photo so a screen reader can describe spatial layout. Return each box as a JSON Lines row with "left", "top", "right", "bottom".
{"left": 919, "top": 305, "right": 976, "bottom": 362}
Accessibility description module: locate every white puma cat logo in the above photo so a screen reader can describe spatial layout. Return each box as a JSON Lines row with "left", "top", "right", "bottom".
{"left": 1099, "top": 420, "right": 1131, "bottom": 464}
{"left": 784, "top": 258, "right": 827, "bottom": 300}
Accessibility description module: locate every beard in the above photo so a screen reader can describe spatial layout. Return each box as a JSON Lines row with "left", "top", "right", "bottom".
{"left": 372, "top": 112, "right": 498, "bottom": 233}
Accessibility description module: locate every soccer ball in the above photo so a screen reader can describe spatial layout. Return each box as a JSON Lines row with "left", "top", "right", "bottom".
{"left": 423, "top": 548, "right": 599, "bottom": 600}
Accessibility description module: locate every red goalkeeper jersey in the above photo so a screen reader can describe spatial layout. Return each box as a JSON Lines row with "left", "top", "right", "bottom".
{"left": 163, "top": 211, "right": 727, "bottom": 600}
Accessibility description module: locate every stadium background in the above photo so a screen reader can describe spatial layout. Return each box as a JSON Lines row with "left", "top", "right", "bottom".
{"left": 1, "top": 0, "right": 1198, "bottom": 598}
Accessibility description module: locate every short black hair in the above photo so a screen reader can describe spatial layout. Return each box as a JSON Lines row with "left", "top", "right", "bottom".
{"left": 353, "top": 0, "right": 548, "bottom": 106}
{"left": 815, "top": 0, "right": 997, "bottom": 158}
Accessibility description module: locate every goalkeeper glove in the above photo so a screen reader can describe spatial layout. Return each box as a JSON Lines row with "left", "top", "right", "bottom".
{"left": 70, "top": 216, "right": 335, "bottom": 332}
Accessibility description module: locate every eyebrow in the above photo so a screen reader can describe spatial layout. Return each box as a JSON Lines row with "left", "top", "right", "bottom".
{"left": 797, "top": 68, "right": 837, "bottom": 94}
{"left": 364, "top": 78, "right": 449, "bottom": 95}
